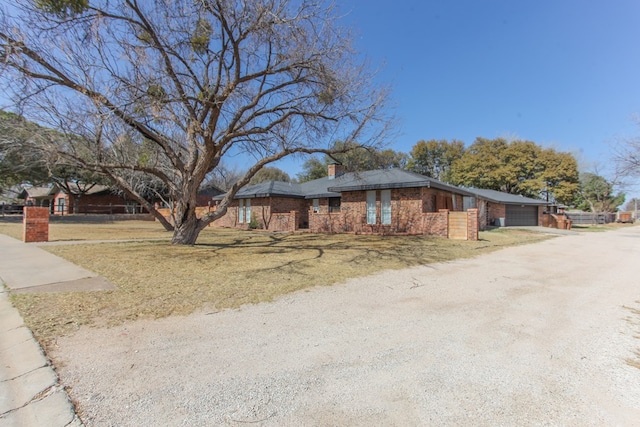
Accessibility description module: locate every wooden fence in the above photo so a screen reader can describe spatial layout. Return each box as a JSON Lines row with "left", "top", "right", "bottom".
{"left": 565, "top": 212, "right": 616, "bottom": 225}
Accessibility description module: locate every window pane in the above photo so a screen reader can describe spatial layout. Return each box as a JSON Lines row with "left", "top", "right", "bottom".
{"left": 245, "top": 199, "right": 251, "bottom": 223}
{"left": 238, "top": 199, "right": 244, "bottom": 223}
{"left": 381, "top": 190, "right": 391, "bottom": 225}
{"left": 366, "top": 191, "right": 376, "bottom": 224}
{"left": 329, "top": 197, "right": 341, "bottom": 213}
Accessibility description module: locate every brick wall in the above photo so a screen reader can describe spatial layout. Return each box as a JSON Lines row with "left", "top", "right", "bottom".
{"left": 487, "top": 203, "right": 506, "bottom": 226}
{"left": 477, "top": 199, "right": 489, "bottom": 230}
{"left": 537, "top": 206, "right": 544, "bottom": 226}
{"left": 422, "top": 211, "right": 449, "bottom": 237}
{"left": 308, "top": 189, "right": 477, "bottom": 239}
{"left": 209, "top": 188, "right": 479, "bottom": 239}
{"left": 268, "top": 211, "right": 298, "bottom": 232}
{"left": 210, "top": 197, "right": 306, "bottom": 232}
{"left": 23, "top": 206, "right": 49, "bottom": 242}
{"left": 309, "top": 210, "right": 361, "bottom": 233}
{"left": 467, "top": 208, "right": 479, "bottom": 240}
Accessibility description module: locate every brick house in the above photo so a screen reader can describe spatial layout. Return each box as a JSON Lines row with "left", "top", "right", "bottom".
{"left": 213, "top": 166, "right": 480, "bottom": 240}
{"left": 20, "top": 184, "right": 146, "bottom": 215}
{"left": 212, "top": 179, "right": 334, "bottom": 232}
{"left": 195, "top": 184, "right": 225, "bottom": 207}
{"left": 462, "top": 187, "right": 549, "bottom": 229}
{"left": 18, "top": 186, "right": 55, "bottom": 210}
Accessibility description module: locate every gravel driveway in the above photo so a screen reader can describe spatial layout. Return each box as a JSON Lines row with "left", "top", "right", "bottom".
{"left": 52, "top": 228, "right": 640, "bottom": 426}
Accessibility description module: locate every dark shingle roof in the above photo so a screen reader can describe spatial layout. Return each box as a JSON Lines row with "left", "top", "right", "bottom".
{"left": 464, "top": 187, "right": 548, "bottom": 205}
{"left": 234, "top": 181, "right": 305, "bottom": 199}
{"left": 18, "top": 186, "right": 55, "bottom": 199}
{"left": 300, "top": 176, "right": 340, "bottom": 199}
{"left": 215, "top": 169, "right": 481, "bottom": 201}
{"left": 327, "top": 169, "right": 475, "bottom": 196}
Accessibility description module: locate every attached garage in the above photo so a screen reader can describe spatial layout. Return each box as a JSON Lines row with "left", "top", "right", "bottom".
{"left": 505, "top": 204, "right": 539, "bottom": 226}
{"left": 462, "top": 188, "right": 547, "bottom": 230}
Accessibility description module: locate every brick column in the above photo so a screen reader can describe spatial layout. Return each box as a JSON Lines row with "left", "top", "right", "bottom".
{"left": 23, "top": 206, "right": 49, "bottom": 243}
{"left": 467, "top": 208, "right": 479, "bottom": 241}
{"left": 438, "top": 209, "right": 449, "bottom": 238}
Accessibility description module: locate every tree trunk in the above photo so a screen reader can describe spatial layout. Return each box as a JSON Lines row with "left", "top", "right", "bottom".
{"left": 170, "top": 189, "right": 208, "bottom": 244}
{"left": 171, "top": 213, "right": 205, "bottom": 245}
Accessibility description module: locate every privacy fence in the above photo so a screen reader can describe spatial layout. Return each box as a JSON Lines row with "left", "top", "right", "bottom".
{"left": 564, "top": 212, "right": 616, "bottom": 225}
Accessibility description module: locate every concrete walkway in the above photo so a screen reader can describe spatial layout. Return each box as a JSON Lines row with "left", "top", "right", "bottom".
{"left": 0, "top": 234, "right": 111, "bottom": 426}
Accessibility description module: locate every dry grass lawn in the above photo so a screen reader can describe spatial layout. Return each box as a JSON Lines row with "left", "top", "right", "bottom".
{"left": 4, "top": 221, "right": 550, "bottom": 348}
{"left": 0, "top": 220, "right": 170, "bottom": 241}
{"left": 571, "top": 223, "right": 636, "bottom": 232}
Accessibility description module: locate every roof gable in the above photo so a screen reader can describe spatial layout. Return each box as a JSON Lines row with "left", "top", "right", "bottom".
{"left": 18, "top": 186, "right": 55, "bottom": 199}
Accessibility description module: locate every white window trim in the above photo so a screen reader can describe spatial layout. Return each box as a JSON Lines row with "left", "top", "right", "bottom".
{"left": 238, "top": 199, "right": 244, "bottom": 223}
{"left": 366, "top": 190, "right": 376, "bottom": 225}
{"left": 381, "top": 189, "right": 391, "bottom": 225}
{"left": 245, "top": 199, "right": 251, "bottom": 224}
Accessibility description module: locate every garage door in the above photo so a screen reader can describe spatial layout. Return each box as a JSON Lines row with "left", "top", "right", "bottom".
{"left": 505, "top": 205, "right": 538, "bottom": 226}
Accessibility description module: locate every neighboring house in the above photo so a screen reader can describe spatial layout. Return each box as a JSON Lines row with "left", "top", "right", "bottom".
{"left": 196, "top": 184, "right": 225, "bottom": 207}
{"left": 462, "top": 187, "right": 549, "bottom": 229}
{"left": 19, "top": 184, "right": 145, "bottom": 215}
{"left": 212, "top": 165, "right": 480, "bottom": 240}
{"left": 18, "top": 186, "right": 55, "bottom": 209}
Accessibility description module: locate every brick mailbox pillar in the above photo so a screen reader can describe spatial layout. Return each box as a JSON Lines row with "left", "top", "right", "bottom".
{"left": 23, "top": 206, "right": 49, "bottom": 243}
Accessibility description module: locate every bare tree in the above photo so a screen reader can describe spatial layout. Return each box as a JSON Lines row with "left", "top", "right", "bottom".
{"left": 204, "top": 162, "right": 245, "bottom": 192}
{"left": 0, "top": 110, "right": 50, "bottom": 190}
{"left": 612, "top": 127, "right": 640, "bottom": 186}
{"left": 0, "top": 0, "right": 390, "bottom": 244}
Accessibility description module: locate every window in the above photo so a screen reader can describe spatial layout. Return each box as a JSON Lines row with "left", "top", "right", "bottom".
{"left": 381, "top": 190, "right": 391, "bottom": 225}
{"left": 366, "top": 190, "right": 376, "bottom": 224}
{"left": 245, "top": 199, "right": 251, "bottom": 224}
{"left": 463, "top": 196, "right": 476, "bottom": 210}
{"left": 57, "top": 197, "right": 65, "bottom": 213}
{"left": 312, "top": 199, "right": 319, "bottom": 213}
{"left": 238, "top": 199, "right": 244, "bottom": 223}
{"left": 329, "top": 197, "right": 341, "bottom": 213}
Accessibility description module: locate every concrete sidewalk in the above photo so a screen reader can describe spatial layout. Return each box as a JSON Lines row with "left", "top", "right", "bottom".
{"left": 0, "top": 235, "right": 115, "bottom": 294}
{"left": 0, "top": 235, "right": 112, "bottom": 426}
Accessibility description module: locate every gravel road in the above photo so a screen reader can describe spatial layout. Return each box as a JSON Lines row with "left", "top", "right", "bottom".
{"left": 52, "top": 227, "right": 640, "bottom": 426}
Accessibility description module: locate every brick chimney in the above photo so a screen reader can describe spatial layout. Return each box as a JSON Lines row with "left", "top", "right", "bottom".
{"left": 328, "top": 162, "right": 344, "bottom": 180}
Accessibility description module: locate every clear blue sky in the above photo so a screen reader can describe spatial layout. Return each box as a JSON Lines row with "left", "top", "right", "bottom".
{"left": 282, "top": 0, "right": 640, "bottom": 181}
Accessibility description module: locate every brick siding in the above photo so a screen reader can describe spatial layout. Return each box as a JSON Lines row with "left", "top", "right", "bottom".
{"left": 23, "top": 206, "right": 49, "bottom": 242}
{"left": 198, "top": 187, "right": 480, "bottom": 240}
{"left": 467, "top": 208, "right": 479, "bottom": 240}
{"left": 308, "top": 188, "right": 478, "bottom": 240}
{"left": 211, "top": 197, "right": 306, "bottom": 232}
{"left": 487, "top": 203, "right": 506, "bottom": 226}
